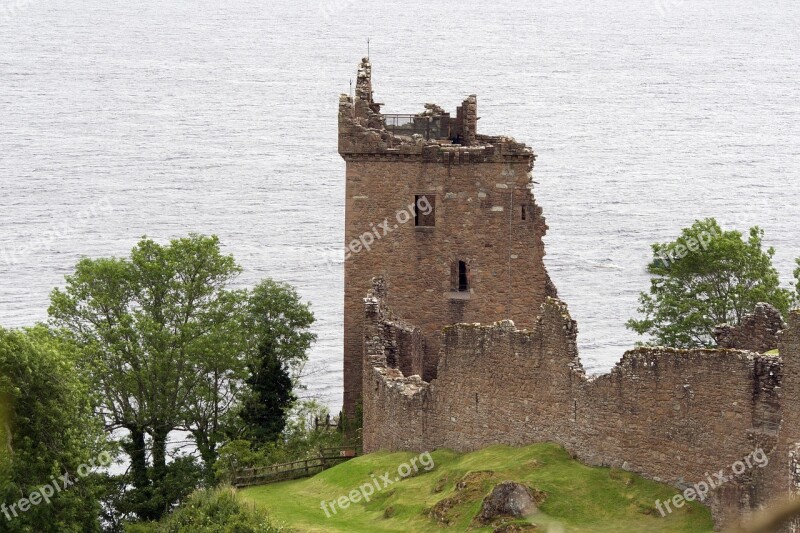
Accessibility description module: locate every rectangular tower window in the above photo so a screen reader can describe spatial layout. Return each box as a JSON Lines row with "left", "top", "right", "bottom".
{"left": 458, "top": 260, "right": 469, "bottom": 292}
{"left": 414, "top": 195, "right": 436, "bottom": 227}
{"left": 521, "top": 204, "right": 527, "bottom": 220}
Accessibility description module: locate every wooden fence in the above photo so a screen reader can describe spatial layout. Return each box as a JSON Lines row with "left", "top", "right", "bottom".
{"left": 232, "top": 447, "right": 358, "bottom": 488}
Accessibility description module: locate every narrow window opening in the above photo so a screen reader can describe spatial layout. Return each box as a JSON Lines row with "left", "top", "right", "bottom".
{"left": 521, "top": 204, "right": 527, "bottom": 220}
{"left": 414, "top": 195, "right": 436, "bottom": 227}
{"left": 458, "top": 260, "right": 469, "bottom": 292}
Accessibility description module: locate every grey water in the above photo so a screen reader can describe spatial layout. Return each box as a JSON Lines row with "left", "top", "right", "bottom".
{"left": 1, "top": 0, "right": 798, "bottom": 409}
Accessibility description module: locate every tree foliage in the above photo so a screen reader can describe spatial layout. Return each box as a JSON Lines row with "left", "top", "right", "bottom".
{"left": 124, "top": 487, "right": 284, "bottom": 533}
{"left": 215, "top": 400, "right": 344, "bottom": 483}
{"left": 239, "top": 280, "right": 315, "bottom": 446}
{"left": 627, "top": 219, "right": 793, "bottom": 348}
{"left": 240, "top": 343, "right": 295, "bottom": 446}
{"left": 47, "top": 235, "right": 316, "bottom": 523}
{"left": 0, "top": 326, "right": 107, "bottom": 532}
{"left": 49, "top": 234, "right": 246, "bottom": 520}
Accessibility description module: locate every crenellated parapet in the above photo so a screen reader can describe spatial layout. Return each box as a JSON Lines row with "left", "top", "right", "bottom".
{"left": 338, "top": 58, "right": 533, "bottom": 163}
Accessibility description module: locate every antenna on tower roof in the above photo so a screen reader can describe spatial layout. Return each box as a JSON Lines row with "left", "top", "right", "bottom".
{"left": 367, "top": 38, "right": 370, "bottom": 60}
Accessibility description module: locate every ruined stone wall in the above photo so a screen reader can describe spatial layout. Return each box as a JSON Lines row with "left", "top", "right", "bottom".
{"left": 425, "top": 299, "right": 584, "bottom": 453}
{"left": 345, "top": 57, "right": 800, "bottom": 529}
{"left": 761, "top": 310, "right": 800, "bottom": 531}
{"left": 362, "top": 288, "right": 797, "bottom": 529}
{"left": 714, "top": 303, "right": 785, "bottom": 353}
{"left": 579, "top": 348, "right": 781, "bottom": 528}
{"left": 578, "top": 349, "right": 780, "bottom": 481}
{"left": 361, "top": 281, "right": 428, "bottom": 452}
{"left": 455, "top": 95, "right": 478, "bottom": 146}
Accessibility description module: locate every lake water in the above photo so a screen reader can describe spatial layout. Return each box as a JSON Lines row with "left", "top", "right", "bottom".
{"left": 1, "top": 0, "right": 798, "bottom": 409}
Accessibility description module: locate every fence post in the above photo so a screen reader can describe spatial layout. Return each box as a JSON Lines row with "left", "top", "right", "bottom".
{"left": 230, "top": 458, "right": 237, "bottom": 487}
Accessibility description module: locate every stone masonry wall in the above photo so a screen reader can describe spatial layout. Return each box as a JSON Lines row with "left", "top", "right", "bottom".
{"left": 760, "top": 310, "right": 800, "bottom": 531}
{"left": 579, "top": 348, "right": 781, "bottom": 528}
{"left": 362, "top": 286, "right": 796, "bottom": 529}
{"left": 344, "top": 57, "right": 799, "bottom": 528}
{"left": 426, "top": 298, "right": 584, "bottom": 453}
{"left": 362, "top": 279, "right": 428, "bottom": 453}
{"left": 714, "top": 302, "right": 786, "bottom": 353}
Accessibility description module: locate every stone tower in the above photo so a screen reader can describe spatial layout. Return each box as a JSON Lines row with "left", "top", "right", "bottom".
{"left": 338, "top": 58, "right": 556, "bottom": 420}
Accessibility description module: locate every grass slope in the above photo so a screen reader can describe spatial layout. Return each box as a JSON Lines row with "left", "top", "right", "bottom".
{"left": 240, "top": 443, "right": 713, "bottom": 532}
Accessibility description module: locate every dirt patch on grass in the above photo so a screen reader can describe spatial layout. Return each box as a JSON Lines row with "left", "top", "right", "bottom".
{"left": 428, "top": 471, "right": 496, "bottom": 526}
{"left": 433, "top": 473, "right": 449, "bottom": 493}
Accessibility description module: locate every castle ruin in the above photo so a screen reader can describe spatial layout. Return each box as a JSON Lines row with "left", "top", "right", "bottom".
{"left": 339, "top": 58, "right": 555, "bottom": 421}
{"left": 338, "top": 58, "right": 800, "bottom": 530}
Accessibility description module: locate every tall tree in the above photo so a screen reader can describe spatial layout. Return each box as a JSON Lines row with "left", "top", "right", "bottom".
{"left": 48, "top": 235, "right": 317, "bottom": 520}
{"left": 627, "top": 218, "right": 793, "bottom": 348}
{"left": 239, "top": 280, "right": 315, "bottom": 445}
{"left": 0, "top": 326, "right": 107, "bottom": 532}
{"left": 181, "top": 319, "right": 247, "bottom": 484}
{"left": 49, "top": 235, "right": 244, "bottom": 520}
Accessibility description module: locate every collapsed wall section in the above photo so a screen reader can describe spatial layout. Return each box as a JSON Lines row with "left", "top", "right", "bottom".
{"left": 714, "top": 303, "right": 785, "bottom": 353}
{"left": 362, "top": 279, "right": 428, "bottom": 452}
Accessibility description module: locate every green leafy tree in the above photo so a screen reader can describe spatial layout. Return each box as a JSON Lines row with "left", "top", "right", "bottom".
{"left": 239, "top": 281, "right": 315, "bottom": 446}
{"left": 627, "top": 218, "right": 793, "bottom": 348}
{"left": 48, "top": 236, "right": 316, "bottom": 522}
{"left": 244, "top": 280, "right": 316, "bottom": 377}
{"left": 49, "top": 235, "right": 246, "bottom": 520}
{"left": 0, "top": 326, "right": 107, "bottom": 532}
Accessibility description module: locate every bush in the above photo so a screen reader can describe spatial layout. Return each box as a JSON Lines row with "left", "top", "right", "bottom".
{"left": 0, "top": 326, "right": 108, "bottom": 532}
{"left": 100, "top": 455, "right": 205, "bottom": 530}
{"left": 124, "top": 487, "right": 285, "bottom": 532}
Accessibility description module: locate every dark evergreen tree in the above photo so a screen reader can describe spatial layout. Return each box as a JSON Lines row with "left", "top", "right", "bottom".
{"left": 241, "top": 341, "right": 296, "bottom": 444}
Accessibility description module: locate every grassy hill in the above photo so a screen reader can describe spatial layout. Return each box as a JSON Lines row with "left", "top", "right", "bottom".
{"left": 240, "top": 443, "right": 714, "bottom": 532}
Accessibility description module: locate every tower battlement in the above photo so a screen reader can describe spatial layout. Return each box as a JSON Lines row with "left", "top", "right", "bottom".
{"left": 338, "top": 58, "right": 533, "bottom": 163}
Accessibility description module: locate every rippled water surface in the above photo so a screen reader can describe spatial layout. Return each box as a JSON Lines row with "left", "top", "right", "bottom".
{"left": 1, "top": 0, "right": 798, "bottom": 407}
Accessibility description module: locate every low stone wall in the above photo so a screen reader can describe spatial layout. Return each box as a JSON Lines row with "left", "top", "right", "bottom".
{"left": 362, "top": 284, "right": 799, "bottom": 529}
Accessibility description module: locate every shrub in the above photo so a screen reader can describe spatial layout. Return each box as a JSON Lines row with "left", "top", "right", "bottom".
{"left": 125, "top": 487, "right": 286, "bottom": 533}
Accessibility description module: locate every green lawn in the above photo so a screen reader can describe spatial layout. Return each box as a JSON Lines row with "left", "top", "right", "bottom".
{"left": 240, "top": 443, "right": 713, "bottom": 532}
